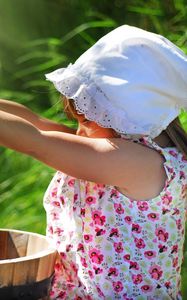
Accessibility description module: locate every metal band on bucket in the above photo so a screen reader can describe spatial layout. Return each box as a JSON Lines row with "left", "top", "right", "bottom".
{"left": 0, "top": 273, "right": 54, "bottom": 300}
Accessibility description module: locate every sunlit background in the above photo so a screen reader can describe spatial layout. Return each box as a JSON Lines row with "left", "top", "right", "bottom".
{"left": 0, "top": 0, "right": 187, "bottom": 296}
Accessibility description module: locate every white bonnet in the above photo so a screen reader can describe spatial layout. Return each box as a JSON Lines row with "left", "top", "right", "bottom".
{"left": 45, "top": 25, "right": 187, "bottom": 138}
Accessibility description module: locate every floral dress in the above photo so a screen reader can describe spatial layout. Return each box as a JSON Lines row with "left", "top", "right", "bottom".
{"left": 43, "top": 137, "right": 187, "bottom": 300}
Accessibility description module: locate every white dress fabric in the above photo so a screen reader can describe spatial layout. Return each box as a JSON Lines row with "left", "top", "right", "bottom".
{"left": 43, "top": 137, "right": 187, "bottom": 300}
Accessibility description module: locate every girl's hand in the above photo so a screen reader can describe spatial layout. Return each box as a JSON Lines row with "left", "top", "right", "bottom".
{"left": 0, "top": 99, "right": 76, "bottom": 134}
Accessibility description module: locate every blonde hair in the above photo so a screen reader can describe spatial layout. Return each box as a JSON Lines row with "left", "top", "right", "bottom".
{"left": 62, "top": 96, "right": 79, "bottom": 120}
{"left": 62, "top": 96, "right": 187, "bottom": 158}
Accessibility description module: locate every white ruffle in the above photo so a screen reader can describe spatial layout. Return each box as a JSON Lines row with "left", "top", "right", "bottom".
{"left": 45, "top": 64, "right": 179, "bottom": 138}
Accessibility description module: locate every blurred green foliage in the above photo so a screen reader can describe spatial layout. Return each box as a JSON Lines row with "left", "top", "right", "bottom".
{"left": 0, "top": 0, "right": 187, "bottom": 296}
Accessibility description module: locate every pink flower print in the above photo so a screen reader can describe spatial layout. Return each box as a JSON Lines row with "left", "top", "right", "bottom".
{"left": 74, "top": 193, "right": 78, "bottom": 202}
{"left": 161, "top": 191, "right": 172, "bottom": 205}
{"left": 173, "top": 257, "right": 178, "bottom": 268}
{"left": 66, "top": 244, "right": 73, "bottom": 252}
{"left": 95, "top": 227, "right": 106, "bottom": 236}
{"left": 124, "top": 216, "right": 132, "bottom": 224}
{"left": 155, "top": 227, "right": 169, "bottom": 242}
{"left": 56, "top": 176, "right": 62, "bottom": 182}
{"left": 93, "top": 266, "right": 103, "bottom": 274}
{"left": 129, "top": 261, "right": 139, "bottom": 270}
{"left": 132, "top": 274, "right": 143, "bottom": 284}
{"left": 92, "top": 210, "right": 106, "bottom": 225}
{"left": 49, "top": 290, "right": 55, "bottom": 298}
{"left": 167, "top": 166, "right": 174, "bottom": 174}
{"left": 68, "top": 178, "right": 75, "bottom": 187}
{"left": 176, "top": 219, "right": 182, "bottom": 230}
{"left": 74, "top": 297, "right": 83, "bottom": 300}
{"left": 158, "top": 244, "right": 168, "bottom": 253}
{"left": 109, "top": 228, "right": 120, "bottom": 237}
{"left": 144, "top": 250, "right": 156, "bottom": 259}
{"left": 54, "top": 227, "right": 64, "bottom": 236}
{"left": 141, "top": 285, "right": 153, "bottom": 293}
{"left": 137, "top": 201, "right": 149, "bottom": 211}
{"left": 86, "top": 196, "right": 96, "bottom": 205}
{"left": 172, "top": 208, "right": 180, "bottom": 215}
{"left": 60, "top": 195, "right": 64, "bottom": 204}
{"left": 169, "top": 150, "right": 178, "bottom": 158}
{"left": 52, "top": 201, "right": 60, "bottom": 207}
{"left": 84, "top": 234, "right": 93, "bottom": 243}
{"left": 55, "top": 262, "right": 63, "bottom": 271}
{"left": 113, "top": 281, "right": 124, "bottom": 293}
{"left": 111, "top": 189, "right": 120, "bottom": 198}
{"left": 108, "top": 267, "right": 119, "bottom": 277}
{"left": 48, "top": 225, "right": 53, "bottom": 234}
{"left": 80, "top": 257, "right": 88, "bottom": 268}
{"left": 114, "top": 203, "right": 125, "bottom": 214}
{"left": 88, "top": 270, "right": 94, "bottom": 279}
{"left": 123, "top": 254, "right": 131, "bottom": 262}
{"left": 165, "top": 281, "right": 171, "bottom": 289}
{"left": 123, "top": 294, "right": 133, "bottom": 300}
{"left": 70, "top": 261, "right": 78, "bottom": 275}
{"left": 81, "top": 208, "right": 85, "bottom": 217}
{"left": 59, "top": 252, "right": 67, "bottom": 259}
{"left": 147, "top": 213, "right": 159, "bottom": 221}
{"left": 114, "top": 242, "right": 124, "bottom": 253}
{"left": 167, "top": 167, "right": 176, "bottom": 181}
{"left": 149, "top": 265, "right": 163, "bottom": 280}
{"left": 77, "top": 243, "right": 85, "bottom": 252}
{"left": 98, "top": 190, "right": 105, "bottom": 199}
{"left": 180, "top": 170, "right": 186, "bottom": 180}
{"left": 89, "top": 248, "right": 104, "bottom": 264}
{"left": 96, "top": 286, "right": 105, "bottom": 297}
{"left": 57, "top": 291, "right": 67, "bottom": 299}
{"left": 162, "top": 208, "right": 170, "bottom": 215}
{"left": 86, "top": 296, "right": 93, "bottom": 300}
{"left": 134, "top": 238, "right": 146, "bottom": 249}
{"left": 132, "top": 223, "right": 142, "bottom": 233}
{"left": 51, "top": 212, "right": 59, "bottom": 220}
{"left": 171, "top": 244, "right": 178, "bottom": 254}
{"left": 51, "top": 187, "right": 57, "bottom": 198}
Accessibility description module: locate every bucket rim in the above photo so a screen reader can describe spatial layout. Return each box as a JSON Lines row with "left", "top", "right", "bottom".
{"left": 0, "top": 228, "right": 57, "bottom": 264}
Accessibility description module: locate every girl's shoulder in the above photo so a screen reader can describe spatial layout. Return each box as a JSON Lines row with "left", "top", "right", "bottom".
{"left": 115, "top": 135, "right": 187, "bottom": 201}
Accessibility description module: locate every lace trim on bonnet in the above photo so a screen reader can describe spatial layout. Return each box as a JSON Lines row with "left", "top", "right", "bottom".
{"left": 45, "top": 64, "right": 178, "bottom": 138}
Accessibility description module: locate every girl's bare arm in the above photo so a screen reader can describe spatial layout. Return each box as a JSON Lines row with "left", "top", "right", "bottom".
{"left": 0, "top": 110, "right": 164, "bottom": 194}
{"left": 0, "top": 99, "right": 76, "bottom": 134}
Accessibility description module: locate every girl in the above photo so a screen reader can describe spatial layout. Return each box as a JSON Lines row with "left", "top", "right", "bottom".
{"left": 0, "top": 25, "right": 187, "bottom": 299}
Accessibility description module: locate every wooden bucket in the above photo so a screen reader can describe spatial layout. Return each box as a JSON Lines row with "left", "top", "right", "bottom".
{"left": 0, "top": 229, "right": 57, "bottom": 300}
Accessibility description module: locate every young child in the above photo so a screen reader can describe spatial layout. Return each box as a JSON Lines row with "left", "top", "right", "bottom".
{"left": 0, "top": 25, "right": 187, "bottom": 299}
